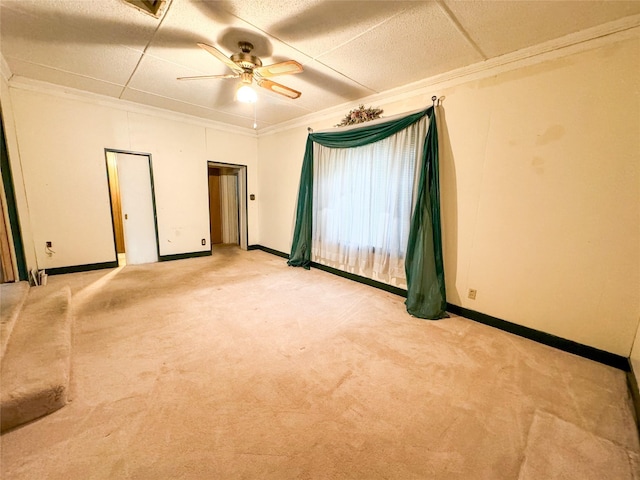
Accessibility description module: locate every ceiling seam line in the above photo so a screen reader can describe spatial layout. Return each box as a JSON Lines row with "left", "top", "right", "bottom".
{"left": 5, "top": 56, "right": 124, "bottom": 86}
{"left": 308, "top": 58, "right": 380, "bottom": 93}
{"left": 435, "top": 0, "right": 487, "bottom": 60}
{"left": 220, "top": 11, "right": 311, "bottom": 60}
{"left": 306, "top": 6, "right": 423, "bottom": 92}
{"left": 311, "top": 9, "right": 409, "bottom": 60}
{"left": 119, "top": 0, "right": 175, "bottom": 99}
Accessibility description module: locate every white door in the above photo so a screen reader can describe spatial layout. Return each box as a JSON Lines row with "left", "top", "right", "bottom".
{"left": 117, "top": 153, "right": 158, "bottom": 265}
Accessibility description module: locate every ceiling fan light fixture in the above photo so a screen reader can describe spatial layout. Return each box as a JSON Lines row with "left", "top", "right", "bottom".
{"left": 237, "top": 84, "right": 257, "bottom": 104}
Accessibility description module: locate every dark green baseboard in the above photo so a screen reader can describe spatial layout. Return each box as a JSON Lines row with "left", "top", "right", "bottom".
{"left": 159, "top": 250, "right": 211, "bottom": 262}
{"left": 627, "top": 368, "right": 640, "bottom": 432}
{"left": 446, "top": 304, "right": 629, "bottom": 371}
{"left": 47, "top": 261, "right": 118, "bottom": 276}
{"left": 309, "top": 261, "right": 408, "bottom": 298}
{"left": 47, "top": 249, "right": 211, "bottom": 275}
{"left": 249, "top": 244, "right": 405, "bottom": 296}
{"left": 251, "top": 244, "right": 630, "bottom": 372}
{"left": 248, "top": 244, "right": 288, "bottom": 258}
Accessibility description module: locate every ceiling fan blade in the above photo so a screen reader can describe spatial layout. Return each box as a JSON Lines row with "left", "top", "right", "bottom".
{"left": 254, "top": 60, "right": 303, "bottom": 78}
{"left": 197, "top": 42, "right": 243, "bottom": 74}
{"left": 177, "top": 74, "right": 240, "bottom": 81}
{"left": 257, "top": 79, "right": 301, "bottom": 99}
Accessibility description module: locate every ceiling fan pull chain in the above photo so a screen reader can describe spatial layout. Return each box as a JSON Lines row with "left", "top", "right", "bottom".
{"left": 253, "top": 102, "right": 258, "bottom": 130}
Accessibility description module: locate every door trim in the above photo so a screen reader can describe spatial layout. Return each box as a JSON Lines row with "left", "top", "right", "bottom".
{"left": 0, "top": 111, "right": 27, "bottom": 281}
{"left": 207, "top": 161, "right": 248, "bottom": 250}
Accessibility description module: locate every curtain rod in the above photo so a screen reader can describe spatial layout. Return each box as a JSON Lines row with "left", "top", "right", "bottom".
{"left": 307, "top": 96, "right": 438, "bottom": 134}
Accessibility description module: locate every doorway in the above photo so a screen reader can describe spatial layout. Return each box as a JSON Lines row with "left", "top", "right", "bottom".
{"left": 208, "top": 162, "right": 248, "bottom": 251}
{"left": 0, "top": 114, "right": 26, "bottom": 282}
{"left": 106, "top": 150, "right": 159, "bottom": 266}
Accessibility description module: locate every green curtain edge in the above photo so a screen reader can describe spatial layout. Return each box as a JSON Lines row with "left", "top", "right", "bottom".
{"left": 287, "top": 137, "right": 314, "bottom": 268}
{"left": 404, "top": 112, "right": 447, "bottom": 319}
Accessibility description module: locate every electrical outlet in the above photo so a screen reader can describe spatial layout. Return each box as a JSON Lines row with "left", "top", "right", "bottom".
{"left": 201, "top": 238, "right": 206, "bottom": 246}
{"left": 468, "top": 289, "right": 477, "bottom": 300}
{"left": 46, "top": 241, "right": 52, "bottom": 248}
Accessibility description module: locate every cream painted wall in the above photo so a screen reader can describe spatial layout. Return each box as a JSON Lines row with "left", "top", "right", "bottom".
{"left": 257, "top": 129, "right": 309, "bottom": 251}
{"left": 205, "top": 129, "right": 259, "bottom": 244}
{"left": 127, "top": 113, "right": 210, "bottom": 256}
{"left": 257, "top": 36, "right": 640, "bottom": 356}
{"left": 126, "top": 114, "right": 260, "bottom": 254}
{"left": 9, "top": 89, "right": 129, "bottom": 268}
{"left": 441, "top": 40, "right": 639, "bottom": 356}
{"left": 6, "top": 87, "right": 259, "bottom": 268}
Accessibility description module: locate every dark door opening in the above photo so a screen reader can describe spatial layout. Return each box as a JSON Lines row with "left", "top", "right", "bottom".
{"left": 207, "top": 162, "right": 248, "bottom": 251}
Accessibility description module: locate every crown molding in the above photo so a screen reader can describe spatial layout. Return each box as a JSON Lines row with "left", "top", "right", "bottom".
{"left": 6, "top": 75, "right": 258, "bottom": 137}
{"left": 259, "top": 16, "right": 640, "bottom": 137}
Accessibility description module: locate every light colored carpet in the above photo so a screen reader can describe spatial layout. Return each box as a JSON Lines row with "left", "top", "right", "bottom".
{"left": 0, "top": 281, "right": 29, "bottom": 360}
{"left": 0, "top": 285, "right": 71, "bottom": 432}
{"left": 1, "top": 246, "right": 638, "bottom": 479}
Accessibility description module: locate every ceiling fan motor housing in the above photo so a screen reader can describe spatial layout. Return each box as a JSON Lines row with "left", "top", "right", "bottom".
{"left": 231, "top": 42, "right": 262, "bottom": 70}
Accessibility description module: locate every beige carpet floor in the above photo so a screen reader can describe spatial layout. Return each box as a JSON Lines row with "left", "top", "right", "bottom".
{"left": 1, "top": 246, "right": 638, "bottom": 479}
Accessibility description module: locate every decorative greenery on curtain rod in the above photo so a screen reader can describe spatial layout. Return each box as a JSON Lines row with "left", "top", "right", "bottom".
{"left": 287, "top": 106, "right": 447, "bottom": 320}
{"left": 335, "top": 104, "right": 384, "bottom": 127}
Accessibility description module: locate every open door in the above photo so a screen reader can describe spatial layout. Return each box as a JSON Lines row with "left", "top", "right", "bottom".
{"left": 106, "top": 151, "right": 159, "bottom": 265}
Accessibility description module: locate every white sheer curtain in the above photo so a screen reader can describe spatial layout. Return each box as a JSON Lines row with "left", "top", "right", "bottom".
{"left": 311, "top": 117, "right": 427, "bottom": 288}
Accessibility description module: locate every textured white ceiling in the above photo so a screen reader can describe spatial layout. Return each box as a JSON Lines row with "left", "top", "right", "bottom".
{"left": 1, "top": 0, "right": 639, "bottom": 130}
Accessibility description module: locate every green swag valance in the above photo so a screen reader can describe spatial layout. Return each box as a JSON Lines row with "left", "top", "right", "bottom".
{"left": 287, "top": 106, "right": 447, "bottom": 319}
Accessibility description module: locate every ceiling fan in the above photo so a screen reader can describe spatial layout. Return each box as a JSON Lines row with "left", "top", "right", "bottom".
{"left": 178, "top": 41, "right": 303, "bottom": 100}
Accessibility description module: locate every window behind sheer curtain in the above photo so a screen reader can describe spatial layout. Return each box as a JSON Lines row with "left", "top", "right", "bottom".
{"left": 311, "top": 117, "right": 427, "bottom": 288}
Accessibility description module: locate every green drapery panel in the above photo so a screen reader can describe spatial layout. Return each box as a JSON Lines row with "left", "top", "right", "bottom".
{"left": 288, "top": 106, "right": 447, "bottom": 319}
{"left": 286, "top": 137, "right": 315, "bottom": 268}
{"left": 405, "top": 112, "right": 447, "bottom": 319}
